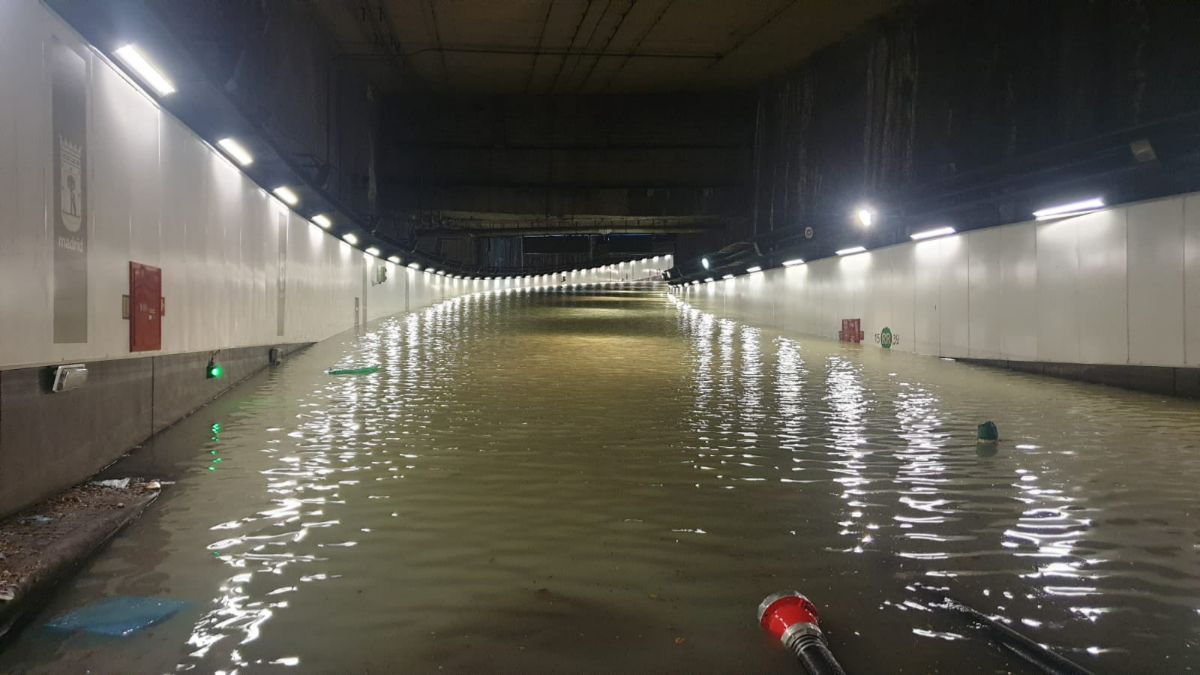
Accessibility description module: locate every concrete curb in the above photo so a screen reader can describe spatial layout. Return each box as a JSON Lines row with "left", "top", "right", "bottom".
{"left": 0, "top": 489, "right": 159, "bottom": 645}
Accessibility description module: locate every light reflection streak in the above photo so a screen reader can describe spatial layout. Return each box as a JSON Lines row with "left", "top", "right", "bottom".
{"left": 823, "top": 356, "right": 873, "bottom": 553}
{"left": 182, "top": 293, "right": 473, "bottom": 671}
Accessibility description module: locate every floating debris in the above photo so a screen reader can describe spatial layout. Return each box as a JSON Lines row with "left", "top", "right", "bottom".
{"left": 977, "top": 421, "right": 999, "bottom": 443}
{"left": 326, "top": 366, "right": 380, "bottom": 376}
{"left": 45, "top": 596, "right": 189, "bottom": 637}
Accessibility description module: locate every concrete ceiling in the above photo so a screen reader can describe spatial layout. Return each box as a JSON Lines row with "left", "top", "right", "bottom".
{"left": 312, "top": 0, "right": 900, "bottom": 93}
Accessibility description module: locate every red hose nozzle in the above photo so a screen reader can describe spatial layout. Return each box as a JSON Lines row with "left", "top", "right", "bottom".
{"left": 759, "top": 591, "right": 847, "bottom": 675}
{"left": 758, "top": 590, "right": 823, "bottom": 642}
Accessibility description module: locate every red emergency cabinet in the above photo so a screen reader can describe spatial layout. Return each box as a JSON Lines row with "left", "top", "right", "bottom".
{"left": 129, "top": 261, "right": 163, "bottom": 352}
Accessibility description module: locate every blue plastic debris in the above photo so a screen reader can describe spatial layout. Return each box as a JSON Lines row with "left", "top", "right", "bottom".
{"left": 45, "top": 596, "right": 189, "bottom": 636}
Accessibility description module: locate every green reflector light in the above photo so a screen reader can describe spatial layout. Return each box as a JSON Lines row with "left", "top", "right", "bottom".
{"left": 206, "top": 361, "right": 223, "bottom": 379}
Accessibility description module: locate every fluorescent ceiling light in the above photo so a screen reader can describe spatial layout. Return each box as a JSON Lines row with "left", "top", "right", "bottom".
{"left": 408, "top": 262, "right": 421, "bottom": 269}
{"left": 311, "top": 213, "right": 332, "bottom": 229}
{"left": 704, "top": 277, "right": 714, "bottom": 283}
{"left": 746, "top": 266, "right": 762, "bottom": 273}
{"left": 1033, "top": 197, "right": 1104, "bottom": 221}
{"left": 782, "top": 258, "right": 805, "bottom": 266}
{"left": 272, "top": 186, "right": 299, "bottom": 206}
{"left": 216, "top": 138, "right": 253, "bottom": 166}
{"left": 701, "top": 257, "right": 710, "bottom": 269}
{"left": 836, "top": 246, "right": 867, "bottom": 256}
{"left": 387, "top": 256, "right": 401, "bottom": 264}
{"left": 910, "top": 226, "right": 956, "bottom": 240}
{"left": 365, "top": 246, "right": 380, "bottom": 256}
{"left": 342, "top": 233, "right": 358, "bottom": 245}
{"left": 437, "top": 270, "right": 445, "bottom": 275}
{"left": 856, "top": 207, "right": 875, "bottom": 227}
{"left": 722, "top": 274, "right": 735, "bottom": 280}
{"left": 425, "top": 268, "right": 436, "bottom": 274}
{"left": 113, "top": 44, "right": 176, "bottom": 96}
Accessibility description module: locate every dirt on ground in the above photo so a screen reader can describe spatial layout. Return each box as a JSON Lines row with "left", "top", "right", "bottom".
{"left": 0, "top": 480, "right": 161, "bottom": 602}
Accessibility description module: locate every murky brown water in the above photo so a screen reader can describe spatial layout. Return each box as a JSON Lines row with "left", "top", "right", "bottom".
{"left": 3, "top": 284, "right": 1200, "bottom": 673}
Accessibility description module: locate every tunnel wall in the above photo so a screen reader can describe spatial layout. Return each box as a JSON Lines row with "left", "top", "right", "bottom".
{"left": 675, "top": 193, "right": 1200, "bottom": 395}
{"left": 0, "top": 0, "right": 669, "bottom": 517}
{"left": 0, "top": 0, "right": 462, "bottom": 372}
{"left": 0, "top": 0, "right": 460, "bottom": 517}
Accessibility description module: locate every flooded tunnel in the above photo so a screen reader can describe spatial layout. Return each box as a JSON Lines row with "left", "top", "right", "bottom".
{"left": 6, "top": 284, "right": 1200, "bottom": 672}
{"left": 4, "top": 0, "right": 1200, "bottom": 673}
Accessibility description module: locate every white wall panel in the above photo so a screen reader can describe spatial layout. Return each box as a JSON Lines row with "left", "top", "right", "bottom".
{"left": 997, "top": 223, "right": 1038, "bottom": 361}
{"left": 863, "top": 248, "right": 893, "bottom": 343}
{"left": 912, "top": 241, "right": 942, "bottom": 356}
{"left": 1035, "top": 217, "right": 1080, "bottom": 363}
{"left": 1075, "top": 209, "right": 1127, "bottom": 364}
{"left": 967, "top": 229, "right": 1003, "bottom": 359}
{"left": 0, "top": 0, "right": 50, "bottom": 367}
{"left": 1186, "top": 195, "right": 1200, "bottom": 366}
{"left": 938, "top": 235, "right": 970, "bottom": 358}
{"left": 1128, "top": 199, "right": 1185, "bottom": 366}
{"left": 888, "top": 247, "right": 915, "bottom": 354}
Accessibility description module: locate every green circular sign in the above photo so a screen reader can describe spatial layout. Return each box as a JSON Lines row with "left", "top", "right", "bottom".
{"left": 880, "top": 327, "right": 893, "bottom": 349}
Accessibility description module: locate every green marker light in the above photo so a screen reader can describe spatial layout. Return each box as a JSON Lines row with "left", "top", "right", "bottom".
{"left": 206, "top": 360, "right": 223, "bottom": 379}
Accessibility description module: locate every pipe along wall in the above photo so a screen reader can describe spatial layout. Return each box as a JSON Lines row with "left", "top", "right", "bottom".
{"left": 676, "top": 193, "right": 1200, "bottom": 397}
{"left": 0, "top": 0, "right": 669, "bottom": 518}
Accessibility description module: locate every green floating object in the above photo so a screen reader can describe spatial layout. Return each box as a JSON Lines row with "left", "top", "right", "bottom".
{"left": 327, "top": 366, "right": 379, "bottom": 376}
{"left": 977, "top": 421, "right": 999, "bottom": 443}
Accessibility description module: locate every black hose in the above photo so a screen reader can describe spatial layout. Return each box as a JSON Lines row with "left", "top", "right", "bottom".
{"left": 786, "top": 631, "right": 849, "bottom": 675}
{"left": 935, "top": 596, "right": 1093, "bottom": 675}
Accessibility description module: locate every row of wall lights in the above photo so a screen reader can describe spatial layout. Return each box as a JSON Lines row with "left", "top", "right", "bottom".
{"left": 111, "top": 43, "right": 431, "bottom": 269}
{"left": 686, "top": 197, "right": 1106, "bottom": 286}
{"left": 107, "top": 43, "right": 670, "bottom": 285}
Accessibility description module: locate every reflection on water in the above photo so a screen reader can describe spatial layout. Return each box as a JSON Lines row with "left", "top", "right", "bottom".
{"left": 4, "top": 284, "right": 1200, "bottom": 673}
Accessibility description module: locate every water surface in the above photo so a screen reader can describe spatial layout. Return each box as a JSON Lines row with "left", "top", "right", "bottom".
{"left": 3, "top": 284, "right": 1200, "bottom": 673}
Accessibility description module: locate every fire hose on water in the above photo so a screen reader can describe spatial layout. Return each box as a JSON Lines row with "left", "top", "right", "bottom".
{"left": 758, "top": 590, "right": 1094, "bottom": 675}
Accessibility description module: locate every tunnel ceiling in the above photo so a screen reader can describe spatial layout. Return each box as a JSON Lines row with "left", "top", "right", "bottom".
{"left": 309, "top": 0, "right": 900, "bottom": 93}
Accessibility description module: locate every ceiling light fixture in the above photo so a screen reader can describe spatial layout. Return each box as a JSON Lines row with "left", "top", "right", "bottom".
{"left": 1033, "top": 197, "right": 1104, "bottom": 221}
{"left": 216, "top": 138, "right": 253, "bottom": 166}
{"left": 910, "top": 226, "right": 956, "bottom": 240}
{"left": 113, "top": 44, "right": 176, "bottom": 96}
{"left": 272, "top": 186, "right": 299, "bottom": 206}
